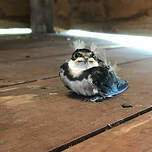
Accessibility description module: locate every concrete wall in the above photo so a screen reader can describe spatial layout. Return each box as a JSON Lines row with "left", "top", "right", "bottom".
{"left": 54, "top": 0, "right": 152, "bottom": 28}
{"left": 1, "top": 0, "right": 152, "bottom": 31}
{"left": 0, "top": 0, "right": 30, "bottom": 28}
{"left": 0, "top": 0, "right": 30, "bottom": 17}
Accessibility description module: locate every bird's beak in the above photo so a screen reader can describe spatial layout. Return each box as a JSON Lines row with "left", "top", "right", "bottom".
{"left": 84, "top": 57, "right": 95, "bottom": 63}
{"left": 84, "top": 57, "right": 89, "bottom": 63}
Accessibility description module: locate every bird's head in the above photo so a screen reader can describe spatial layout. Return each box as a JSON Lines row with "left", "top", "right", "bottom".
{"left": 68, "top": 49, "right": 99, "bottom": 77}
{"left": 71, "top": 49, "right": 98, "bottom": 65}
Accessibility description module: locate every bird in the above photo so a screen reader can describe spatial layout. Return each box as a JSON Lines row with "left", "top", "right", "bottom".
{"left": 59, "top": 48, "right": 128, "bottom": 102}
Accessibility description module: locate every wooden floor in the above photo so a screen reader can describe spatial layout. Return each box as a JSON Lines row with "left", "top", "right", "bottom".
{"left": 65, "top": 112, "right": 152, "bottom": 152}
{"left": 0, "top": 35, "right": 152, "bottom": 152}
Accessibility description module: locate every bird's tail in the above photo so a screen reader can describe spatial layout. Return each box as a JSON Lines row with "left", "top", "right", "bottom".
{"left": 106, "top": 73, "right": 128, "bottom": 97}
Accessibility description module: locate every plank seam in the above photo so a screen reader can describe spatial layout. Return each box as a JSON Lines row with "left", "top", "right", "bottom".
{"left": 48, "top": 106, "right": 152, "bottom": 152}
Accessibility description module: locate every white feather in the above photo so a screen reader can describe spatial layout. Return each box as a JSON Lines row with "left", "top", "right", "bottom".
{"left": 68, "top": 59, "right": 99, "bottom": 78}
{"left": 90, "top": 42, "right": 97, "bottom": 52}
{"left": 93, "top": 46, "right": 119, "bottom": 75}
{"left": 73, "top": 40, "right": 86, "bottom": 50}
{"left": 60, "top": 70, "right": 98, "bottom": 96}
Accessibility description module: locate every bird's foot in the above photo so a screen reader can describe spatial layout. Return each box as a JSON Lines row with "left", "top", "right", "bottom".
{"left": 83, "top": 96, "right": 106, "bottom": 102}
{"left": 90, "top": 96, "right": 105, "bottom": 102}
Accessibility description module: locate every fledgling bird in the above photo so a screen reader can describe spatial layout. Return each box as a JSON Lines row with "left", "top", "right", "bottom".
{"left": 59, "top": 48, "right": 128, "bottom": 102}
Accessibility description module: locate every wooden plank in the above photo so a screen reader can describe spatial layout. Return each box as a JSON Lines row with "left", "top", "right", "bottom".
{"left": 64, "top": 111, "right": 152, "bottom": 152}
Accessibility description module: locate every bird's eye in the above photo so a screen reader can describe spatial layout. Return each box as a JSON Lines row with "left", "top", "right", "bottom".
{"left": 76, "top": 53, "right": 82, "bottom": 58}
{"left": 90, "top": 52, "right": 95, "bottom": 58}
{"left": 90, "top": 53, "right": 97, "bottom": 60}
{"left": 72, "top": 52, "right": 82, "bottom": 60}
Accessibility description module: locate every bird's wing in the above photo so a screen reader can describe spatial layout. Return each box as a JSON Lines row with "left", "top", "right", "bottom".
{"left": 90, "top": 66, "right": 128, "bottom": 97}
{"left": 59, "top": 62, "right": 72, "bottom": 90}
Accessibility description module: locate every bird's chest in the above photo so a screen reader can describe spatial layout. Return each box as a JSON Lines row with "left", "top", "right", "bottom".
{"left": 60, "top": 71, "right": 98, "bottom": 96}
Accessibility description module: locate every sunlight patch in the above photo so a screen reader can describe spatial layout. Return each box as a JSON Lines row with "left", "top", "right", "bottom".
{"left": 64, "top": 29, "right": 152, "bottom": 52}
{"left": 0, "top": 28, "right": 32, "bottom": 35}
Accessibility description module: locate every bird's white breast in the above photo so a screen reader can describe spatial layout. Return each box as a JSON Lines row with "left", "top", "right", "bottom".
{"left": 60, "top": 71, "right": 98, "bottom": 96}
{"left": 68, "top": 60, "right": 99, "bottom": 78}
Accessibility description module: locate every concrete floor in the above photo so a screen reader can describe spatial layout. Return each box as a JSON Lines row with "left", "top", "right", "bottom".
{"left": 0, "top": 35, "right": 152, "bottom": 152}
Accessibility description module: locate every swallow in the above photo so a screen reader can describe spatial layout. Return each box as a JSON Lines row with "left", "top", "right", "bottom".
{"left": 59, "top": 48, "right": 128, "bottom": 102}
